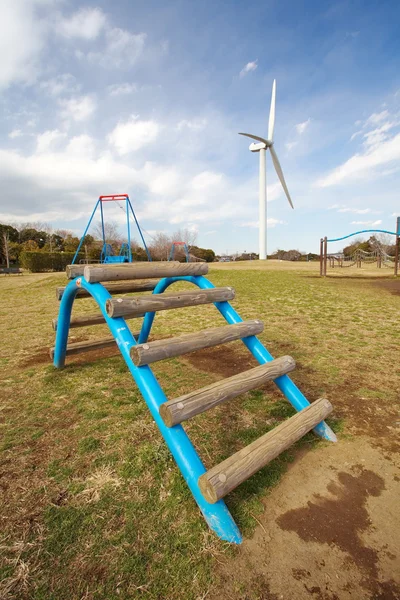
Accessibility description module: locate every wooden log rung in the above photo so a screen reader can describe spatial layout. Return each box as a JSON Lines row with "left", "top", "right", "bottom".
{"left": 52, "top": 311, "right": 145, "bottom": 331}
{"left": 56, "top": 279, "right": 160, "bottom": 300}
{"left": 130, "top": 320, "right": 264, "bottom": 366}
{"left": 83, "top": 261, "right": 209, "bottom": 283}
{"left": 159, "top": 355, "right": 296, "bottom": 427}
{"left": 198, "top": 398, "right": 333, "bottom": 504}
{"left": 106, "top": 287, "right": 235, "bottom": 318}
{"left": 49, "top": 332, "right": 140, "bottom": 359}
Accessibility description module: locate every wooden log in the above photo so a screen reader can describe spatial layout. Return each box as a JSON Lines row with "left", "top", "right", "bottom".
{"left": 52, "top": 310, "right": 145, "bottom": 331}
{"left": 56, "top": 279, "right": 159, "bottom": 301}
{"left": 49, "top": 336, "right": 116, "bottom": 359}
{"left": 198, "top": 398, "right": 333, "bottom": 504}
{"left": 84, "top": 261, "right": 209, "bottom": 283}
{"left": 160, "top": 355, "right": 296, "bottom": 427}
{"left": 130, "top": 320, "right": 264, "bottom": 366}
{"left": 106, "top": 287, "right": 235, "bottom": 318}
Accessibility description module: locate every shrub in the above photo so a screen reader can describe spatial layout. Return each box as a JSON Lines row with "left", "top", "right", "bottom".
{"left": 20, "top": 251, "right": 84, "bottom": 272}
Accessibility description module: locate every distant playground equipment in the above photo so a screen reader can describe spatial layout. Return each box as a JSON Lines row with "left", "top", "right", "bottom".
{"left": 320, "top": 217, "right": 400, "bottom": 277}
{"left": 51, "top": 258, "right": 336, "bottom": 544}
{"left": 72, "top": 194, "right": 151, "bottom": 265}
{"left": 168, "top": 241, "right": 189, "bottom": 262}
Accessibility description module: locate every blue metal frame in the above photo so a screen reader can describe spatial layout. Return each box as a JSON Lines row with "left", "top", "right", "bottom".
{"left": 71, "top": 195, "right": 151, "bottom": 264}
{"left": 168, "top": 242, "right": 190, "bottom": 262}
{"left": 53, "top": 274, "right": 336, "bottom": 544}
{"left": 327, "top": 229, "right": 397, "bottom": 243}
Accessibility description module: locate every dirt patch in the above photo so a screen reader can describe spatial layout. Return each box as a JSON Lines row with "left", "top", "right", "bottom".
{"left": 209, "top": 439, "right": 400, "bottom": 600}
{"left": 372, "top": 279, "right": 400, "bottom": 296}
{"left": 278, "top": 468, "right": 385, "bottom": 578}
{"left": 184, "top": 344, "right": 258, "bottom": 378}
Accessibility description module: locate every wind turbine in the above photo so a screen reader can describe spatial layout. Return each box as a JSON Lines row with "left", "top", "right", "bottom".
{"left": 239, "top": 79, "right": 294, "bottom": 260}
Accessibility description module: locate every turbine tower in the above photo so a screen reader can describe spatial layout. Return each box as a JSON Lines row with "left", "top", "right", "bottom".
{"left": 239, "top": 79, "right": 294, "bottom": 260}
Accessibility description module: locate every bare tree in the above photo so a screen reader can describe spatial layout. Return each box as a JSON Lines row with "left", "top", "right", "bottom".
{"left": 2, "top": 230, "right": 10, "bottom": 268}
{"left": 148, "top": 232, "right": 171, "bottom": 261}
{"left": 172, "top": 227, "right": 198, "bottom": 250}
{"left": 93, "top": 221, "right": 122, "bottom": 243}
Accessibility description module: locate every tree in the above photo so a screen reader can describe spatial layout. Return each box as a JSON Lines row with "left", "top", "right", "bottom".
{"left": 148, "top": 232, "right": 171, "bottom": 261}
{"left": 93, "top": 221, "right": 122, "bottom": 244}
{"left": 172, "top": 227, "right": 198, "bottom": 250}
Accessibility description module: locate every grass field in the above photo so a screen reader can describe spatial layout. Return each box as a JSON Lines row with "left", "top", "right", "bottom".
{"left": 0, "top": 261, "right": 399, "bottom": 599}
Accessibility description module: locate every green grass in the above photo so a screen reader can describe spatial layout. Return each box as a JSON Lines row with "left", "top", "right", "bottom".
{"left": 0, "top": 263, "right": 398, "bottom": 599}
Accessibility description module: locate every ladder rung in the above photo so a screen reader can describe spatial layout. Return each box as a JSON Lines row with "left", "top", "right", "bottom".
{"left": 106, "top": 287, "right": 235, "bottom": 318}
{"left": 49, "top": 332, "right": 140, "bottom": 359}
{"left": 159, "top": 356, "right": 296, "bottom": 427}
{"left": 198, "top": 398, "right": 333, "bottom": 503}
{"left": 83, "top": 261, "right": 208, "bottom": 283}
{"left": 52, "top": 311, "right": 144, "bottom": 330}
{"left": 130, "top": 320, "right": 263, "bottom": 366}
{"left": 49, "top": 336, "right": 115, "bottom": 359}
{"left": 57, "top": 279, "right": 159, "bottom": 300}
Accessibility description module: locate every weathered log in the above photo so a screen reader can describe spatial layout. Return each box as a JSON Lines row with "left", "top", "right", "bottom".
{"left": 52, "top": 310, "right": 145, "bottom": 330}
{"left": 198, "top": 398, "right": 333, "bottom": 503}
{"left": 66, "top": 264, "right": 101, "bottom": 279}
{"left": 106, "top": 287, "right": 235, "bottom": 318}
{"left": 130, "top": 320, "right": 264, "bottom": 366}
{"left": 84, "top": 261, "right": 209, "bottom": 283}
{"left": 159, "top": 355, "right": 296, "bottom": 427}
{"left": 49, "top": 336, "right": 116, "bottom": 359}
{"left": 56, "top": 279, "right": 159, "bottom": 300}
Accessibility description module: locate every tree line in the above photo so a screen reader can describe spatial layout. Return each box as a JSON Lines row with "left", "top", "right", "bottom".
{"left": 0, "top": 221, "right": 216, "bottom": 269}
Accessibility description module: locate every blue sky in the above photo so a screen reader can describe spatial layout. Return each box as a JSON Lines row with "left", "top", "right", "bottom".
{"left": 1, "top": 0, "right": 399, "bottom": 254}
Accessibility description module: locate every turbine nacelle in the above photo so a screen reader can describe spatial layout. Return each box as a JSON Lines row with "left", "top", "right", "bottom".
{"left": 249, "top": 141, "right": 270, "bottom": 152}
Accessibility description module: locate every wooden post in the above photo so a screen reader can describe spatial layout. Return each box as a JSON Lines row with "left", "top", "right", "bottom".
{"left": 198, "top": 398, "right": 333, "bottom": 503}
{"left": 106, "top": 287, "right": 235, "bottom": 318}
{"left": 319, "top": 238, "right": 323, "bottom": 276}
{"left": 323, "top": 237, "right": 328, "bottom": 276}
{"left": 56, "top": 279, "right": 159, "bottom": 301}
{"left": 130, "top": 320, "right": 264, "bottom": 366}
{"left": 395, "top": 217, "right": 400, "bottom": 277}
{"left": 160, "top": 356, "right": 296, "bottom": 427}
{"left": 84, "top": 261, "right": 209, "bottom": 283}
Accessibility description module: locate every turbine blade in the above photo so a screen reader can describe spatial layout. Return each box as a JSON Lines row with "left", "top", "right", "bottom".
{"left": 269, "top": 146, "right": 294, "bottom": 209}
{"left": 238, "top": 133, "right": 268, "bottom": 145}
{"left": 268, "top": 79, "right": 276, "bottom": 141}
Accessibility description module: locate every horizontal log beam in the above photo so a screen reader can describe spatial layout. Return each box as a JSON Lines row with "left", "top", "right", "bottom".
{"left": 52, "top": 311, "right": 145, "bottom": 330}
{"left": 159, "top": 355, "right": 296, "bottom": 427}
{"left": 56, "top": 279, "right": 159, "bottom": 300}
{"left": 130, "top": 320, "right": 263, "bottom": 366}
{"left": 84, "top": 261, "right": 209, "bottom": 283}
{"left": 106, "top": 287, "right": 235, "bottom": 318}
{"left": 198, "top": 398, "right": 333, "bottom": 503}
{"left": 66, "top": 264, "right": 101, "bottom": 279}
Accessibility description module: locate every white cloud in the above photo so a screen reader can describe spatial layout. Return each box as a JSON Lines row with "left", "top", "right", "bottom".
{"left": 365, "top": 110, "right": 389, "bottom": 126}
{"left": 351, "top": 220, "right": 382, "bottom": 226}
{"left": 86, "top": 28, "right": 146, "bottom": 68}
{"left": 338, "top": 207, "right": 371, "bottom": 214}
{"left": 36, "top": 129, "right": 67, "bottom": 153}
{"left": 285, "top": 141, "right": 298, "bottom": 151}
{"left": 107, "top": 116, "right": 159, "bottom": 154}
{"left": 239, "top": 60, "right": 257, "bottom": 78}
{"left": 0, "top": 0, "right": 46, "bottom": 88}
{"left": 107, "top": 83, "right": 137, "bottom": 96}
{"left": 40, "top": 73, "right": 79, "bottom": 96}
{"left": 56, "top": 7, "right": 106, "bottom": 40}
{"left": 315, "top": 132, "right": 400, "bottom": 187}
{"left": 59, "top": 95, "right": 97, "bottom": 122}
{"left": 295, "top": 118, "right": 311, "bottom": 134}
{"left": 9, "top": 129, "right": 23, "bottom": 139}
{"left": 177, "top": 118, "right": 207, "bottom": 131}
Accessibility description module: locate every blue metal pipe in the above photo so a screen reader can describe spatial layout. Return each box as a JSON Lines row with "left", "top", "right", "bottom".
{"left": 126, "top": 198, "right": 132, "bottom": 262}
{"left": 127, "top": 196, "right": 152, "bottom": 261}
{"left": 71, "top": 199, "right": 99, "bottom": 265}
{"left": 138, "top": 276, "right": 337, "bottom": 442}
{"left": 327, "top": 229, "right": 397, "bottom": 243}
{"left": 53, "top": 276, "right": 242, "bottom": 544}
{"left": 100, "top": 200, "right": 106, "bottom": 250}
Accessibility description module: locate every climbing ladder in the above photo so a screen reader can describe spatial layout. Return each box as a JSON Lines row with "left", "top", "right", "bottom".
{"left": 52, "top": 261, "right": 336, "bottom": 544}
